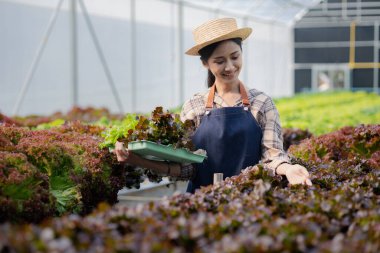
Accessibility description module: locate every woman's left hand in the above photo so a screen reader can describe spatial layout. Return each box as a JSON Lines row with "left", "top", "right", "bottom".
{"left": 114, "top": 141, "right": 129, "bottom": 163}
{"left": 276, "top": 163, "right": 312, "bottom": 186}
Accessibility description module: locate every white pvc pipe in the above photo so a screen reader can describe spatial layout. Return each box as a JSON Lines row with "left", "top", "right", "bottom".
{"left": 71, "top": 0, "right": 78, "bottom": 107}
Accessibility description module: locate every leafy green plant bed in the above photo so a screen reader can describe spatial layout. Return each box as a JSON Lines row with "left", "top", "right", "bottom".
{"left": 1, "top": 124, "right": 379, "bottom": 252}
{"left": 3, "top": 91, "right": 378, "bottom": 136}
{"left": 275, "top": 91, "right": 380, "bottom": 135}
{"left": 0, "top": 122, "right": 125, "bottom": 223}
{"left": 4, "top": 106, "right": 124, "bottom": 128}
{"left": 282, "top": 128, "right": 313, "bottom": 151}
{"left": 288, "top": 124, "right": 379, "bottom": 168}
{"left": 101, "top": 107, "right": 197, "bottom": 188}
{"left": 0, "top": 107, "right": 200, "bottom": 223}
{"left": 102, "top": 106, "right": 195, "bottom": 150}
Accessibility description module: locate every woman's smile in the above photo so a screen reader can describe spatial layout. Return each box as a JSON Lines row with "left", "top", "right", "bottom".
{"left": 222, "top": 70, "right": 237, "bottom": 79}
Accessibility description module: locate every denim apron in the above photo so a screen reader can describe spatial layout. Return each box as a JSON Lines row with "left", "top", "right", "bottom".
{"left": 187, "top": 83, "right": 263, "bottom": 193}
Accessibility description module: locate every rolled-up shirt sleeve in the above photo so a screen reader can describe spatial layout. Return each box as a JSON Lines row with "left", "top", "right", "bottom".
{"left": 176, "top": 98, "right": 204, "bottom": 181}
{"left": 258, "top": 97, "right": 290, "bottom": 174}
{"left": 180, "top": 93, "right": 206, "bottom": 127}
{"left": 176, "top": 163, "right": 196, "bottom": 181}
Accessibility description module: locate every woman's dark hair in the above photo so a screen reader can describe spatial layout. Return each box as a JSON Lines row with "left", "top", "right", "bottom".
{"left": 198, "top": 38, "right": 242, "bottom": 88}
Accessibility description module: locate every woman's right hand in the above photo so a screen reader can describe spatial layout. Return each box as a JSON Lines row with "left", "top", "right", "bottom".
{"left": 114, "top": 141, "right": 129, "bottom": 162}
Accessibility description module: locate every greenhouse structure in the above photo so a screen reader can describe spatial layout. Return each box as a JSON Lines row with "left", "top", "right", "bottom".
{"left": 1, "top": 1, "right": 380, "bottom": 252}
{"left": 1, "top": 0, "right": 319, "bottom": 116}
{"left": 2, "top": 0, "right": 379, "bottom": 116}
{"left": 2, "top": 0, "right": 380, "bottom": 116}
{"left": 294, "top": 0, "right": 380, "bottom": 93}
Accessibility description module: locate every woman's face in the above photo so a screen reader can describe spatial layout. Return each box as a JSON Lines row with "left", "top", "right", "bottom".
{"left": 204, "top": 40, "right": 242, "bottom": 85}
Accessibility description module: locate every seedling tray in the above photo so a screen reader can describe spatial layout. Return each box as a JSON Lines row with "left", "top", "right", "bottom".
{"left": 128, "top": 140, "right": 206, "bottom": 163}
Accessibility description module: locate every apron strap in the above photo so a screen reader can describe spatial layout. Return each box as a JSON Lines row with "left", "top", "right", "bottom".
{"left": 206, "top": 82, "right": 251, "bottom": 110}
{"left": 206, "top": 84, "right": 216, "bottom": 109}
{"left": 239, "top": 83, "right": 251, "bottom": 107}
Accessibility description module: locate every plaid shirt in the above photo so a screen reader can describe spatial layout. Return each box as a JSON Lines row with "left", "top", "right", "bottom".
{"left": 177, "top": 85, "right": 290, "bottom": 180}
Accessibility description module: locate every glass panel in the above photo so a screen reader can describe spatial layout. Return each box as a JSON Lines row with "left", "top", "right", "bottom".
{"left": 352, "top": 69, "right": 374, "bottom": 88}
{"left": 317, "top": 69, "right": 345, "bottom": 91}
{"left": 295, "top": 27, "right": 350, "bottom": 42}
{"left": 355, "top": 47, "right": 375, "bottom": 62}
{"left": 295, "top": 47, "right": 349, "bottom": 63}
{"left": 295, "top": 69, "right": 312, "bottom": 93}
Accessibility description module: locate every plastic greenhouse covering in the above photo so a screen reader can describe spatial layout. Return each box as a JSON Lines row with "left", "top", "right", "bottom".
{"left": 1, "top": 0, "right": 320, "bottom": 116}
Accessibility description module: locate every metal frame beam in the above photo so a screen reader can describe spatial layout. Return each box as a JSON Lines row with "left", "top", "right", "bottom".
{"left": 309, "top": 1, "right": 380, "bottom": 10}
{"left": 130, "top": 0, "right": 136, "bottom": 112}
{"left": 298, "top": 15, "right": 380, "bottom": 23}
{"left": 12, "top": 0, "right": 65, "bottom": 115}
{"left": 374, "top": 21, "right": 379, "bottom": 93}
{"left": 70, "top": 0, "right": 78, "bottom": 107}
{"left": 12, "top": 0, "right": 125, "bottom": 115}
{"left": 178, "top": 0, "right": 184, "bottom": 104}
{"left": 78, "top": 0, "right": 124, "bottom": 113}
{"left": 306, "top": 9, "right": 380, "bottom": 17}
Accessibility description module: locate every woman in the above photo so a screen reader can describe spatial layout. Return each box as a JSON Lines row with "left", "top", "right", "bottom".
{"left": 115, "top": 18, "right": 312, "bottom": 193}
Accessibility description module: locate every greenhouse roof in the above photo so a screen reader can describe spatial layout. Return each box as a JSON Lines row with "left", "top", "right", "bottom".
{"left": 180, "top": 0, "right": 323, "bottom": 25}
{"left": 5, "top": 0, "right": 323, "bottom": 26}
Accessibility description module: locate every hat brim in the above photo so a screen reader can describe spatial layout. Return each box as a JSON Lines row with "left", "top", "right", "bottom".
{"left": 185, "top": 27, "right": 252, "bottom": 56}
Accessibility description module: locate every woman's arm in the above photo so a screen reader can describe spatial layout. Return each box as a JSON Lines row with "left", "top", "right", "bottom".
{"left": 259, "top": 97, "right": 312, "bottom": 186}
{"left": 258, "top": 97, "right": 290, "bottom": 172}
{"left": 115, "top": 141, "right": 181, "bottom": 176}
{"left": 114, "top": 141, "right": 195, "bottom": 180}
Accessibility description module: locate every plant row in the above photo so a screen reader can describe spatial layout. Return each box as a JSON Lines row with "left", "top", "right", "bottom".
{"left": 0, "top": 122, "right": 126, "bottom": 223}
{"left": 0, "top": 107, "right": 199, "bottom": 222}
{"left": 0, "top": 104, "right": 328, "bottom": 223}
{"left": 275, "top": 90, "right": 380, "bottom": 135}
{"left": 0, "top": 124, "right": 379, "bottom": 252}
{"left": 0, "top": 106, "right": 124, "bottom": 128}
{"left": 3, "top": 91, "right": 379, "bottom": 136}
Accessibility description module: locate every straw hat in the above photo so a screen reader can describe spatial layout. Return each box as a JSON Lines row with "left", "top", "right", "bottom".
{"left": 185, "top": 17, "right": 252, "bottom": 56}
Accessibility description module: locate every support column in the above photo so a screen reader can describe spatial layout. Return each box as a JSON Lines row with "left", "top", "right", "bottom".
{"left": 131, "top": 0, "right": 137, "bottom": 112}
{"left": 78, "top": 0, "right": 124, "bottom": 113}
{"left": 374, "top": 21, "right": 379, "bottom": 93}
{"left": 71, "top": 0, "right": 78, "bottom": 107}
{"left": 178, "top": 1, "right": 184, "bottom": 104}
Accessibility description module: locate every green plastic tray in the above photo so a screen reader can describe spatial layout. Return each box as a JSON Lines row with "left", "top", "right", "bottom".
{"left": 128, "top": 140, "right": 206, "bottom": 163}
